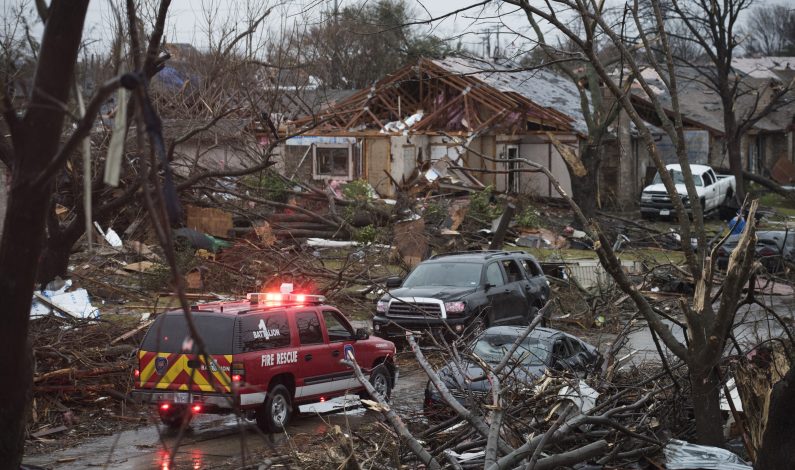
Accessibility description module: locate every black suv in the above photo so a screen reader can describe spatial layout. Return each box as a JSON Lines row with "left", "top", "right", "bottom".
{"left": 372, "top": 251, "right": 550, "bottom": 339}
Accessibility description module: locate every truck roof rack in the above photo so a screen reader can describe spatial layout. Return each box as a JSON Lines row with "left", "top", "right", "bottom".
{"left": 430, "top": 250, "right": 528, "bottom": 260}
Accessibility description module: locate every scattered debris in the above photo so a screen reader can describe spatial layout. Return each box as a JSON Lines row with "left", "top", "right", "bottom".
{"left": 663, "top": 439, "right": 752, "bottom": 470}
{"left": 30, "top": 279, "right": 100, "bottom": 319}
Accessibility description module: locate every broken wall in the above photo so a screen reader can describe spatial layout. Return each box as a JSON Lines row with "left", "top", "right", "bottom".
{"left": 518, "top": 135, "right": 574, "bottom": 198}
{"left": 365, "top": 136, "right": 392, "bottom": 197}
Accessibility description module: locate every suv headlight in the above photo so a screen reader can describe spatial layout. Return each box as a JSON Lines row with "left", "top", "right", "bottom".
{"left": 444, "top": 301, "right": 466, "bottom": 314}
{"left": 376, "top": 300, "right": 389, "bottom": 313}
{"left": 641, "top": 193, "right": 652, "bottom": 202}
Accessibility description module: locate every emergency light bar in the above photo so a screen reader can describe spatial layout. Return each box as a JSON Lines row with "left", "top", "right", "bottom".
{"left": 247, "top": 292, "right": 326, "bottom": 306}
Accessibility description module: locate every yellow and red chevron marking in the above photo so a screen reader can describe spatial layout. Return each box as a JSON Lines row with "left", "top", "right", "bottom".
{"left": 138, "top": 351, "right": 232, "bottom": 393}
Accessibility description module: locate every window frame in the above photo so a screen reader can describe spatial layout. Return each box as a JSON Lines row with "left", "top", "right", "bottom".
{"left": 295, "top": 310, "right": 325, "bottom": 346}
{"left": 312, "top": 143, "right": 353, "bottom": 181}
{"left": 321, "top": 309, "right": 355, "bottom": 343}
{"left": 484, "top": 262, "right": 506, "bottom": 287}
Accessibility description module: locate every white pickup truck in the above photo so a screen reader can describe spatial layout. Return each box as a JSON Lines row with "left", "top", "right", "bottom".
{"left": 640, "top": 164, "right": 736, "bottom": 219}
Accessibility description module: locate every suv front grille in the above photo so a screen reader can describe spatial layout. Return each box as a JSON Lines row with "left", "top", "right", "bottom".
{"left": 387, "top": 301, "right": 443, "bottom": 317}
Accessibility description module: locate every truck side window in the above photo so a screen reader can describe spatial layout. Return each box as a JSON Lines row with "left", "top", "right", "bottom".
{"left": 703, "top": 171, "right": 713, "bottom": 186}
{"left": 521, "top": 259, "right": 542, "bottom": 277}
{"left": 296, "top": 311, "right": 324, "bottom": 345}
{"left": 322, "top": 310, "right": 354, "bottom": 342}
{"left": 501, "top": 260, "right": 523, "bottom": 283}
{"left": 485, "top": 263, "right": 505, "bottom": 286}
{"left": 237, "top": 312, "right": 291, "bottom": 352}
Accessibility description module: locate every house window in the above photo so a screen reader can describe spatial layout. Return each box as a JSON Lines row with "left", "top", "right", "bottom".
{"left": 313, "top": 144, "right": 352, "bottom": 180}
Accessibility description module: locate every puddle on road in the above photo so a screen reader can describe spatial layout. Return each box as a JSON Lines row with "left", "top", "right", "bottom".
{"left": 22, "top": 397, "right": 377, "bottom": 470}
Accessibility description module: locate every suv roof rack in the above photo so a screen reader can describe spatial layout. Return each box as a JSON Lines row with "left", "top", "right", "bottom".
{"left": 430, "top": 250, "right": 528, "bottom": 260}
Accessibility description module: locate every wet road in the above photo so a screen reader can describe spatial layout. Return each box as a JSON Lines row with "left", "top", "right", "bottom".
{"left": 23, "top": 357, "right": 428, "bottom": 470}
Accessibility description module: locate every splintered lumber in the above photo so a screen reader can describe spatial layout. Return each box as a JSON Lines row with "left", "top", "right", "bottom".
{"left": 34, "top": 364, "right": 130, "bottom": 383}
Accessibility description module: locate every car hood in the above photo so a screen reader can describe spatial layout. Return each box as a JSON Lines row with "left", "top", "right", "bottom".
{"left": 383, "top": 286, "right": 477, "bottom": 302}
{"left": 643, "top": 183, "right": 704, "bottom": 196}
{"left": 437, "top": 360, "right": 547, "bottom": 393}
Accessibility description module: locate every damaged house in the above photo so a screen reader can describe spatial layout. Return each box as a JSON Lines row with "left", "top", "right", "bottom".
{"left": 279, "top": 57, "right": 590, "bottom": 199}
{"left": 605, "top": 57, "right": 795, "bottom": 207}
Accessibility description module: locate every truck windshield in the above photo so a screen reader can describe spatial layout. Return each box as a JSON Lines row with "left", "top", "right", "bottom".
{"left": 653, "top": 170, "right": 703, "bottom": 187}
{"left": 402, "top": 262, "right": 482, "bottom": 288}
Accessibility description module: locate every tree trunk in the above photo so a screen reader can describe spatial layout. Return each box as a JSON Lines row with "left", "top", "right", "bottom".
{"left": 36, "top": 225, "right": 84, "bottom": 285}
{"left": 0, "top": 177, "right": 54, "bottom": 468}
{"left": 569, "top": 144, "right": 600, "bottom": 227}
{"left": 722, "top": 94, "right": 745, "bottom": 202}
{"left": 727, "top": 138, "right": 745, "bottom": 203}
{"left": 0, "top": 1, "right": 89, "bottom": 467}
{"left": 755, "top": 364, "right": 795, "bottom": 470}
{"left": 690, "top": 365, "right": 726, "bottom": 447}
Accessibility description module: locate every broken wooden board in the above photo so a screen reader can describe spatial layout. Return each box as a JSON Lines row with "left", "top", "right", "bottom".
{"left": 123, "top": 261, "right": 157, "bottom": 273}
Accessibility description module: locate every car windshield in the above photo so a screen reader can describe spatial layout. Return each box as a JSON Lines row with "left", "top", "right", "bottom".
{"left": 402, "top": 262, "right": 482, "bottom": 288}
{"left": 471, "top": 334, "right": 550, "bottom": 366}
{"left": 653, "top": 170, "right": 703, "bottom": 187}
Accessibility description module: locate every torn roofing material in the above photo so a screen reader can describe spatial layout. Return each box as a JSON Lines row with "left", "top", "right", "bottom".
{"left": 287, "top": 57, "right": 588, "bottom": 136}
{"left": 432, "top": 57, "right": 590, "bottom": 134}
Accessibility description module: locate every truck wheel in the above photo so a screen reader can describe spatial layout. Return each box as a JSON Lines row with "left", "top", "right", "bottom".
{"left": 360, "top": 364, "right": 392, "bottom": 402}
{"left": 159, "top": 404, "right": 191, "bottom": 429}
{"left": 256, "top": 384, "right": 293, "bottom": 433}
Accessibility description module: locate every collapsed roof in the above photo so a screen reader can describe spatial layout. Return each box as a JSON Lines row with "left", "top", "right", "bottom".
{"left": 288, "top": 57, "right": 588, "bottom": 136}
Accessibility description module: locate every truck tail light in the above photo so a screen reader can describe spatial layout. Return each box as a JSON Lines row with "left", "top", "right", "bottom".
{"left": 192, "top": 403, "right": 203, "bottom": 413}
{"left": 232, "top": 362, "right": 245, "bottom": 383}
{"left": 134, "top": 368, "right": 140, "bottom": 378}
{"left": 160, "top": 403, "right": 170, "bottom": 411}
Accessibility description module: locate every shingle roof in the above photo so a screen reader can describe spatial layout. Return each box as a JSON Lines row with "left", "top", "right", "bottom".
{"left": 432, "top": 57, "right": 589, "bottom": 134}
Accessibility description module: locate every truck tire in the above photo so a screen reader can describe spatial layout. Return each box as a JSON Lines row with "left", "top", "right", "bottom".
{"left": 256, "top": 384, "right": 293, "bottom": 433}
{"left": 360, "top": 364, "right": 392, "bottom": 402}
{"left": 159, "top": 404, "right": 191, "bottom": 429}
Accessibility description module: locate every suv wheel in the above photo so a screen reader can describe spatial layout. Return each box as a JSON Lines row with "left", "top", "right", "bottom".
{"left": 360, "top": 364, "right": 392, "bottom": 402}
{"left": 159, "top": 404, "right": 191, "bottom": 429}
{"left": 256, "top": 384, "right": 293, "bottom": 433}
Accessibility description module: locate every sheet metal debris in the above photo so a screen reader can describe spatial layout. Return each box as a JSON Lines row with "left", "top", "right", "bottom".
{"left": 663, "top": 439, "right": 751, "bottom": 470}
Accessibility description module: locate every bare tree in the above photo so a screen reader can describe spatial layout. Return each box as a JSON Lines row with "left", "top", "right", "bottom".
{"left": 501, "top": 0, "right": 766, "bottom": 446}
{"left": 741, "top": 4, "right": 795, "bottom": 56}
{"left": 665, "top": 0, "right": 794, "bottom": 201}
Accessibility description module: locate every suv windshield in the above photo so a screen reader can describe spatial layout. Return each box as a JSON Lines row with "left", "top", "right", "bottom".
{"left": 402, "top": 262, "right": 482, "bottom": 288}
{"left": 141, "top": 313, "right": 235, "bottom": 354}
{"left": 653, "top": 170, "right": 703, "bottom": 187}
{"left": 471, "top": 334, "right": 550, "bottom": 365}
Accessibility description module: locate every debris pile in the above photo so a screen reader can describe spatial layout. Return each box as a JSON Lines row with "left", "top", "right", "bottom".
{"left": 28, "top": 315, "right": 145, "bottom": 441}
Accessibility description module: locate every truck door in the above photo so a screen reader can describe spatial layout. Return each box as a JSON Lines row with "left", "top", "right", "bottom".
{"left": 483, "top": 262, "right": 510, "bottom": 324}
{"left": 293, "top": 310, "right": 339, "bottom": 399}
{"left": 702, "top": 170, "right": 716, "bottom": 209}
{"left": 320, "top": 309, "right": 359, "bottom": 392}
{"left": 499, "top": 259, "right": 531, "bottom": 323}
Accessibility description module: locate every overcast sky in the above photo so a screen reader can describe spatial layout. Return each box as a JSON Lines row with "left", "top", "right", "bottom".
{"left": 3, "top": 0, "right": 781, "bottom": 57}
{"left": 2, "top": 0, "right": 570, "bottom": 56}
